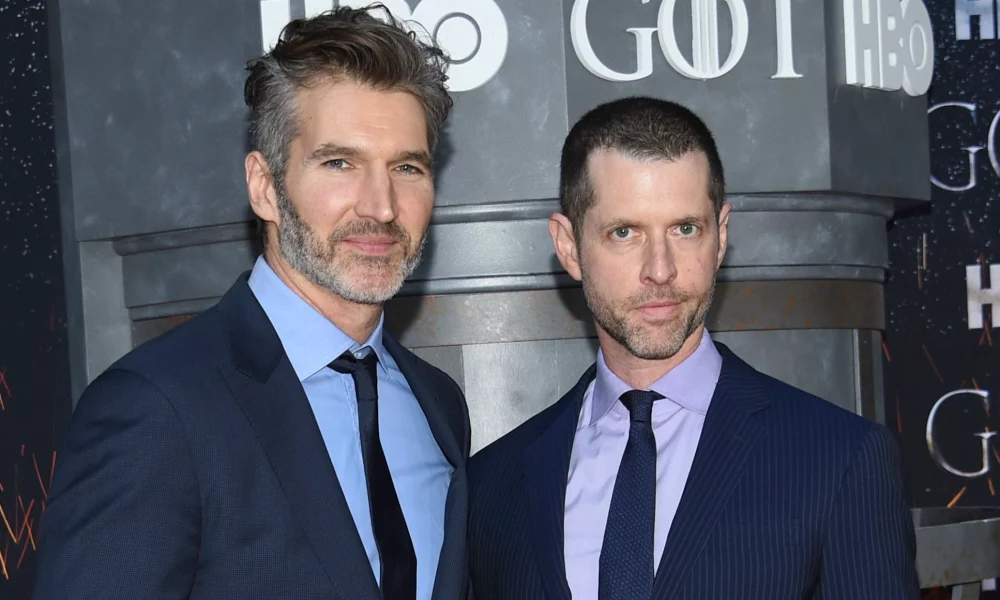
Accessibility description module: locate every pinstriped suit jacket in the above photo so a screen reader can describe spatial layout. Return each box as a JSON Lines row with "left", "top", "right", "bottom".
{"left": 468, "top": 344, "right": 919, "bottom": 600}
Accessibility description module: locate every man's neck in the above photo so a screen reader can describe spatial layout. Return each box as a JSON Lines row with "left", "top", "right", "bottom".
{"left": 598, "top": 325, "right": 705, "bottom": 390}
{"left": 263, "top": 249, "right": 383, "bottom": 345}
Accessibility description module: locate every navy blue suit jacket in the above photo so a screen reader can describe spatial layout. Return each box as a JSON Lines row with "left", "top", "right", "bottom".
{"left": 34, "top": 275, "right": 471, "bottom": 600}
{"left": 468, "top": 344, "right": 918, "bottom": 600}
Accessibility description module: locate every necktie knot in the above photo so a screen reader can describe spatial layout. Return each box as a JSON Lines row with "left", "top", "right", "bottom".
{"left": 619, "top": 389, "right": 663, "bottom": 424}
{"left": 329, "top": 349, "right": 379, "bottom": 403}
{"left": 329, "top": 348, "right": 377, "bottom": 373}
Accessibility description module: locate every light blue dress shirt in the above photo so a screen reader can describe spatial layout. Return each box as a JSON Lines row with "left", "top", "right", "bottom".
{"left": 248, "top": 257, "right": 451, "bottom": 599}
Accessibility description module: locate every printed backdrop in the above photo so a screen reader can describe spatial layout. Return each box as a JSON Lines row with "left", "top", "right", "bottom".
{"left": 884, "top": 0, "right": 1000, "bottom": 595}
{"left": 0, "top": 0, "right": 997, "bottom": 597}
{"left": 884, "top": 1, "right": 1000, "bottom": 511}
{"left": 0, "top": 1, "right": 72, "bottom": 597}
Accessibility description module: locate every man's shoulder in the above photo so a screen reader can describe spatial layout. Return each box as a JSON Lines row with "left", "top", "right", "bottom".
{"left": 470, "top": 389, "right": 580, "bottom": 482}
{"left": 724, "top": 348, "right": 887, "bottom": 454}
{"left": 760, "top": 368, "right": 876, "bottom": 437}
{"left": 69, "top": 305, "right": 232, "bottom": 436}
{"left": 108, "top": 305, "right": 228, "bottom": 390}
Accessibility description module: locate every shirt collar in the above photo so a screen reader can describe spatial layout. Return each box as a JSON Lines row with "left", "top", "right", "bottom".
{"left": 589, "top": 329, "right": 722, "bottom": 426}
{"left": 247, "top": 256, "right": 389, "bottom": 382}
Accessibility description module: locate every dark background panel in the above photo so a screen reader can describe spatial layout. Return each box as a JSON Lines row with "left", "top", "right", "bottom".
{"left": 884, "top": 0, "right": 1000, "bottom": 510}
{"left": 0, "top": 0, "right": 73, "bottom": 597}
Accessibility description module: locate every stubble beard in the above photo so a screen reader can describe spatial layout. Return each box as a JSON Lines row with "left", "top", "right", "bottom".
{"left": 582, "top": 268, "right": 715, "bottom": 361}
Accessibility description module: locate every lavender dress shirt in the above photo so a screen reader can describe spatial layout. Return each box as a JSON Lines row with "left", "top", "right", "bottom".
{"left": 564, "top": 329, "right": 723, "bottom": 599}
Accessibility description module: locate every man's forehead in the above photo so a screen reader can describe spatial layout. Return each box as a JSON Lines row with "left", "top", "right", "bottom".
{"left": 586, "top": 150, "right": 712, "bottom": 209}
{"left": 292, "top": 83, "right": 430, "bottom": 153}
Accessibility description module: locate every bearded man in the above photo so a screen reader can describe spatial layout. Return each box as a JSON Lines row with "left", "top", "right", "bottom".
{"left": 467, "top": 97, "right": 918, "bottom": 600}
{"left": 35, "top": 7, "right": 470, "bottom": 600}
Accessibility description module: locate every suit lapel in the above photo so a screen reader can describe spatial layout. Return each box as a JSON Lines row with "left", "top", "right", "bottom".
{"left": 218, "top": 276, "right": 381, "bottom": 600}
{"left": 522, "top": 366, "right": 595, "bottom": 600}
{"left": 652, "top": 345, "right": 771, "bottom": 598}
{"left": 383, "top": 334, "right": 468, "bottom": 600}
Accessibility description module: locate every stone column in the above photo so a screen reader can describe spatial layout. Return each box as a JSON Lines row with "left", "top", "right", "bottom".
{"left": 50, "top": 0, "right": 933, "bottom": 452}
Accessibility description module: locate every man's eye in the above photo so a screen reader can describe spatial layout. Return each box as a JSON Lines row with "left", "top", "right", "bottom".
{"left": 397, "top": 164, "right": 423, "bottom": 175}
{"left": 612, "top": 227, "right": 632, "bottom": 239}
{"left": 678, "top": 224, "right": 699, "bottom": 236}
{"left": 324, "top": 159, "right": 347, "bottom": 170}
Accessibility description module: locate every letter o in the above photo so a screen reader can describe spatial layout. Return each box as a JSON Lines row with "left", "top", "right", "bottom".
{"left": 900, "top": 0, "right": 934, "bottom": 96}
{"left": 413, "top": 0, "right": 509, "bottom": 92}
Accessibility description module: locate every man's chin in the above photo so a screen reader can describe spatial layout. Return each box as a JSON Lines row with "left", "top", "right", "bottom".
{"left": 338, "top": 253, "right": 403, "bottom": 270}
{"left": 338, "top": 280, "right": 405, "bottom": 304}
{"left": 626, "top": 347, "right": 685, "bottom": 361}
{"left": 620, "top": 323, "right": 700, "bottom": 359}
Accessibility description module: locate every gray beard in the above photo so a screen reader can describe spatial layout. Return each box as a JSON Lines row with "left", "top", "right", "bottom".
{"left": 274, "top": 186, "right": 425, "bottom": 304}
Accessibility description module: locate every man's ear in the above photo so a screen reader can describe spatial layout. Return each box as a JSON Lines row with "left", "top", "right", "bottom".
{"left": 549, "top": 213, "right": 582, "bottom": 281}
{"left": 716, "top": 202, "right": 732, "bottom": 270}
{"left": 246, "top": 151, "right": 280, "bottom": 227}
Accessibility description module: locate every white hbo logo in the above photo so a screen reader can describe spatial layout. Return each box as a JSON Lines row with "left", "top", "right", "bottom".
{"left": 259, "top": 0, "right": 508, "bottom": 92}
{"left": 842, "top": 0, "right": 934, "bottom": 96}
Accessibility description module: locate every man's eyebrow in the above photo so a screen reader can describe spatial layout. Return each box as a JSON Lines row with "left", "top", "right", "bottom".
{"left": 393, "top": 150, "right": 433, "bottom": 169}
{"left": 594, "top": 214, "right": 712, "bottom": 230}
{"left": 598, "top": 218, "right": 642, "bottom": 230}
{"left": 306, "top": 144, "right": 363, "bottom": 162}
{"left": 305, "top": 145, "right": 433, "bottom": 169}
{"left": 673, "top": 214, "right": 712, "bottom": 226}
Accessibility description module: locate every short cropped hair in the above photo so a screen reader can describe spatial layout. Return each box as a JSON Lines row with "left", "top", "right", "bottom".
{"left": 559, "top": 97, "right": 726, "bottom": 231}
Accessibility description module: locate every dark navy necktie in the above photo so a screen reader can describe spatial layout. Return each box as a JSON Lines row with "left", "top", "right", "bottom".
{"left": 329, "top": 350, "right": 417, "bottom": 600}
{"left": 598, "top": 389, "right": 664, "bottom": 600}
